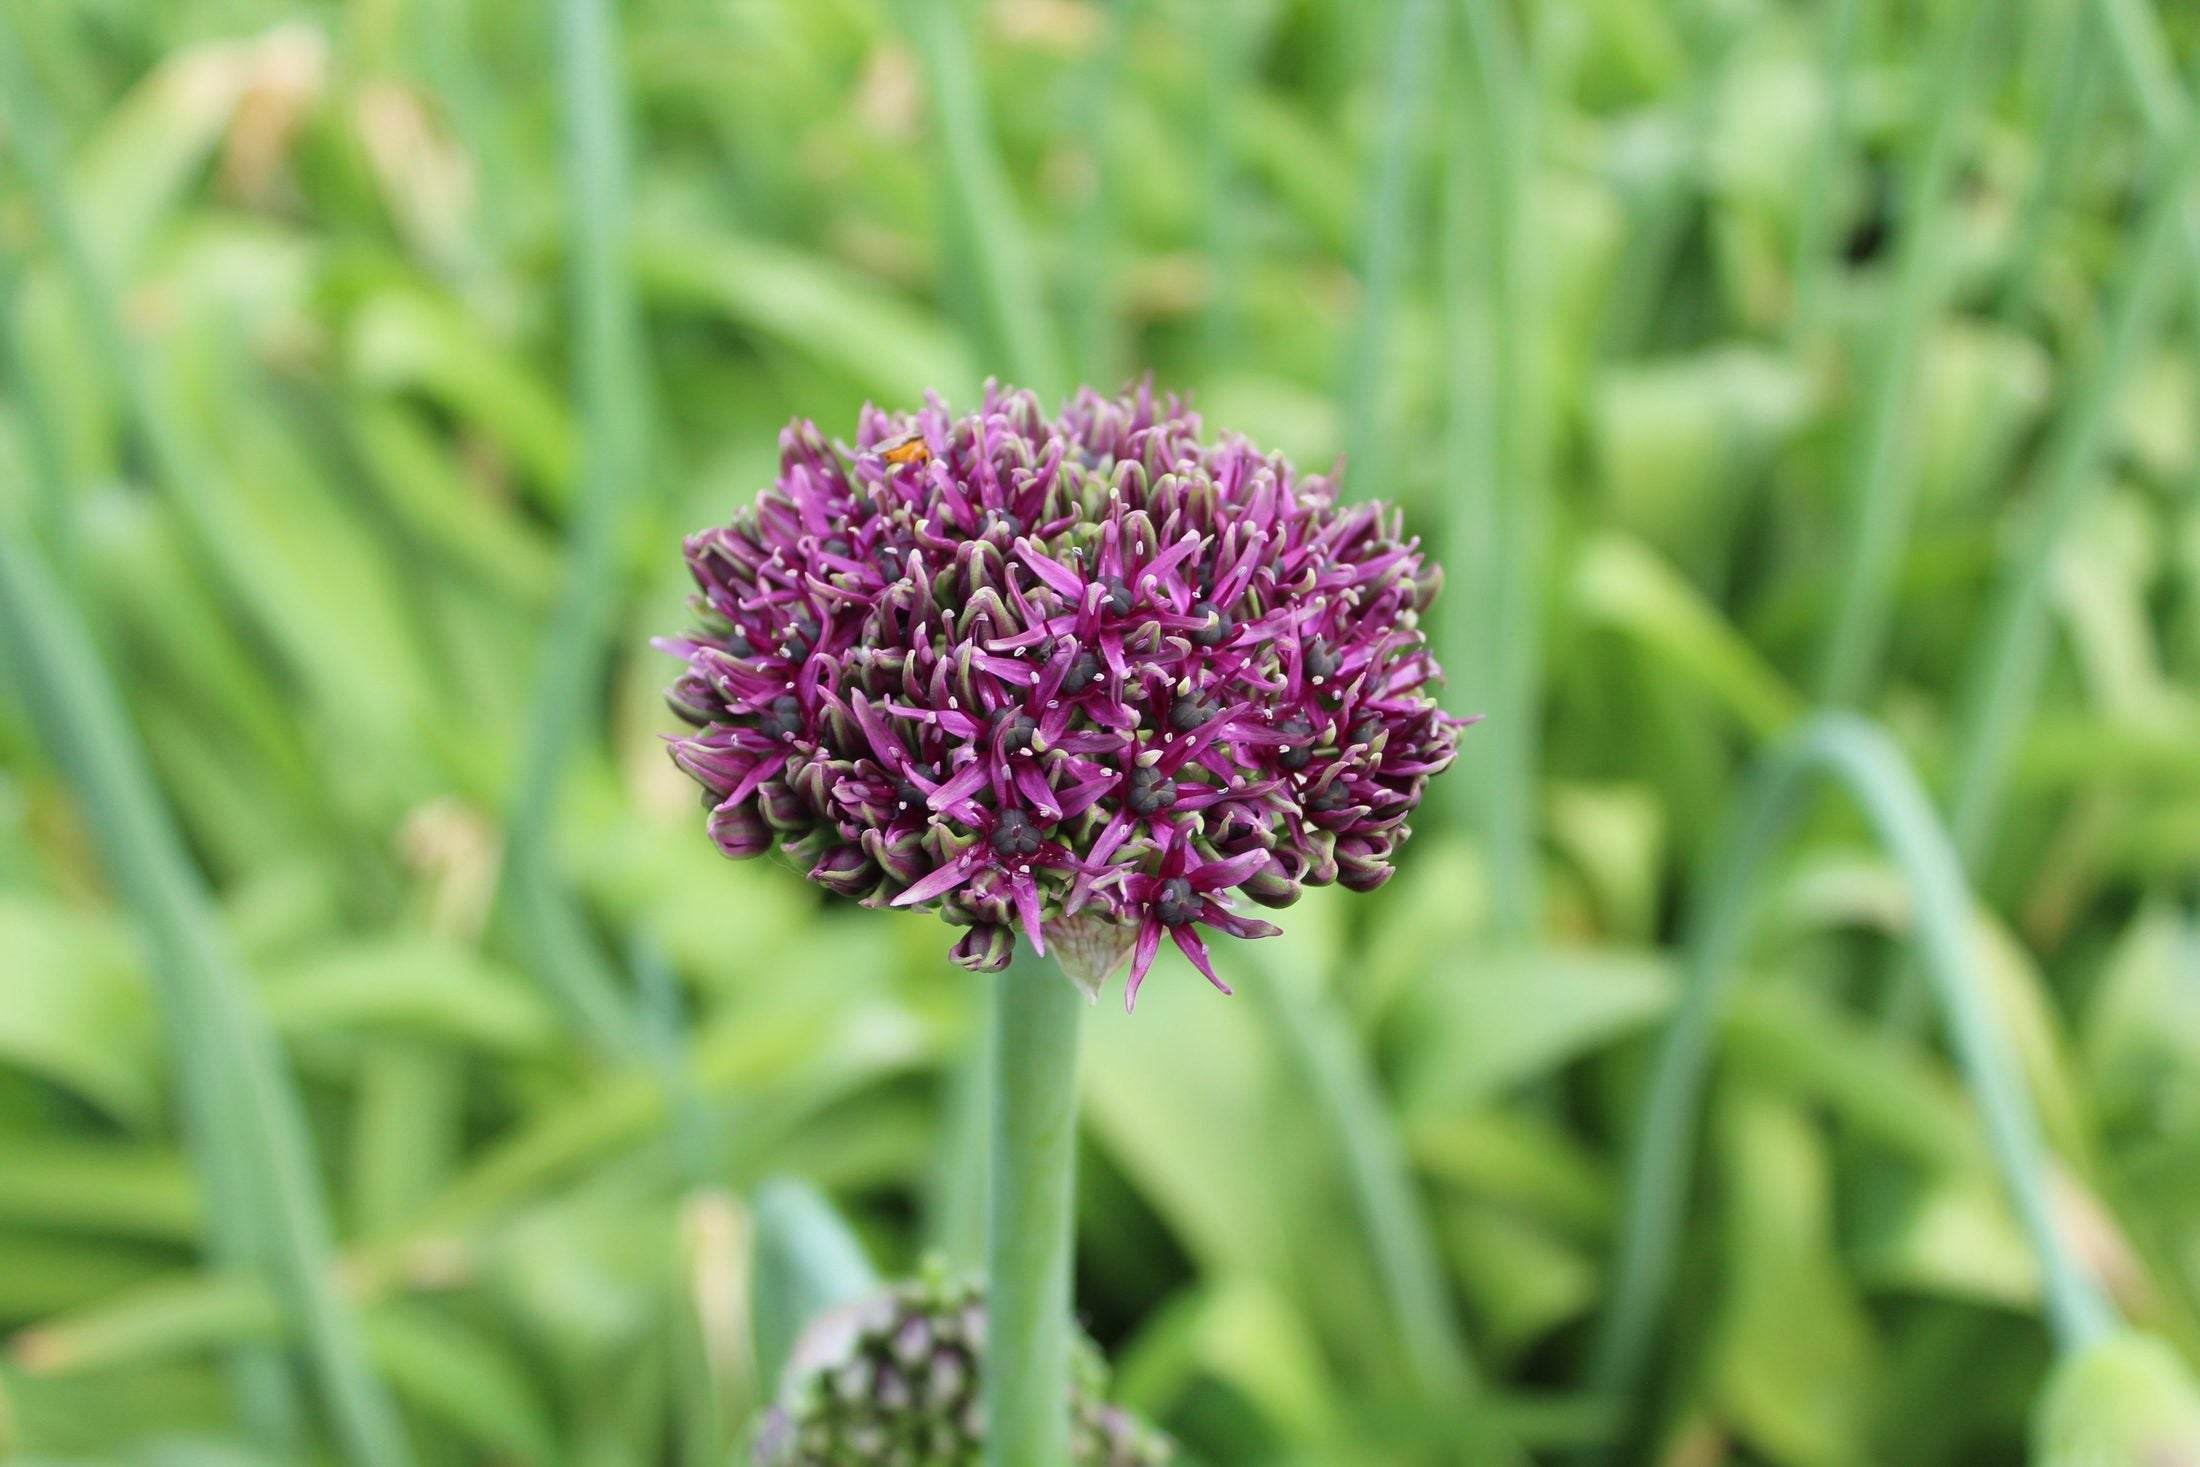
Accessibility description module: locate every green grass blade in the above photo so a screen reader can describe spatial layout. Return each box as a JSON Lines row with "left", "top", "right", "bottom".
{"left": 0, "top": 257, "right": 75, "bottom": 580}
{"left": 1994, "top": 5, "right": 2106, "bottom": 321}
{"left": 1588, "top": 715, "right": 2116, "bottom": 1446}
{"left": 1338, "top": 0, "right": 1439, "bottom": 498}
{"left": 1195, "top": 0, "right": 1255, "bottom": 361}
{"left": 1787, "top": 0, "right": 1861, "bottom": 347}
{"left": 2094, "top": 0, "right": 2185, "bottom": 133}
{"left": 0, "top": 14, "right": 296, "bottom": 677}
{"left": 0, "top": 537, "right": 413, "bottom": 1466}
{"left": 492, "top": 0, "right": 654, "bottom": 1054}
{"left": 1813, "top": 0, "right": 1998, "bottom": 706}
{"left": 2088, "top": 0, "right": 2200, "bottom": 359}
{"left": 1573, "top": 534, "right": 1806, "bottom": 741}
{"left": 894, "top": 0, "right": 1069, "bottom": 400}
{"left": 1245, "top": 963, "right": 1528, "bottom": 1465}
{"left": 1875, "top": 98, "right": 2200, "bottom": 1038}
{"left": 1943, "top": 108, "right": 2200, "bottom": 862}
{"left": 1447, "top": 0, "right": 1544, "bottom": 936}
{"left": 1062, "top": 0, "right": 1135, "bottom": 381}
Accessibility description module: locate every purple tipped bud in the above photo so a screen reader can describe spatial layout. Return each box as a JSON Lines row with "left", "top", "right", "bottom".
{"left": 757, "top": 779, "right": 810, "bottom": 833}
{"left": 864, "top": 828, "right": 930, "bottom": 887}
{"left": 708, "top": 801, "right": 772, "bottom": 860}
{"left": 1241, "top": 853, "right": 1305, "bottom": 909}
{"left": 1335, "top": 832, "right": 1394, "bottom": 893}
{"left": 950, "top": 924, "right": 1016, "bottom": 974}
{"left": 810, "top": 845, "right": 877, "bottom": 898}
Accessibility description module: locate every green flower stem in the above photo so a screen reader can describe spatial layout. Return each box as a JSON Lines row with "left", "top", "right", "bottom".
{"left": 985, "top": 952, "right": 1086, "bottom": 1467}
{"left": 1589, "top": 716, "right": 2116, "bottom": 1447}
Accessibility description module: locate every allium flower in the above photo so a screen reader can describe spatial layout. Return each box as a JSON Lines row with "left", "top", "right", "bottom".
{"left": 750, "top": 1274, "right": 1173, "bottom": 1466}
{"left": 662, "top": 381, "right": 1464, "bottom": 1005}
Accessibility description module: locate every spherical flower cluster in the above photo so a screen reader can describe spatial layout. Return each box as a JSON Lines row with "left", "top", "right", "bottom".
{"left": 750, "top": 1274, "right": 1173, "bottom": 1466}
{"left": 662, "top": 382, "right": 1464, "bottom": 1005}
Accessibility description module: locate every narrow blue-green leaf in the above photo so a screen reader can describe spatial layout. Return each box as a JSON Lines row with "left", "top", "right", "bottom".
{"left": 1814, "top": 0, "right": 1998, "bottom": 705}
{"left": 1247, "top": 954, "right": 1530, "bottom": 1465}
{"left": 893, "top": 0, "right": 1069, "bottom": 400}
{"left": 1943, "top": 104, "right": 2200, "bottom": 862}
{"left": 0, "top": 15, "right": 298, "bottom": 683}
{"left": 1446, "top": 0, "right": 1544, "bottom": 935}
{"left": 1787, "top": 0, "right": 1860, "bottom": 346}
{"left": 1588, "top": 716, "right": 2116, "bottom": 1452}
{"left": 1338, "top": 0, "right": 1438, "bottom": 496}
{"left": 492, "top": 0, "right": 653, "bottom": 1053}
{"left": 1064, "top": 0, "right": 1134, "bottom": 379}
{"left": 0, "top": 531, "right": 411, "bottom": 1467}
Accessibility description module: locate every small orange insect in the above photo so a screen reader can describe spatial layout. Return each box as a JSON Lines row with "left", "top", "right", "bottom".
{"left": 879, "top": 431, "right": 932, "bottom": 467}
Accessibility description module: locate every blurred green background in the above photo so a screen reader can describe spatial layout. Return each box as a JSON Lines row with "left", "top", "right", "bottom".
{"left": 4, "top": 0, "right": 2200, "bottom": 1462}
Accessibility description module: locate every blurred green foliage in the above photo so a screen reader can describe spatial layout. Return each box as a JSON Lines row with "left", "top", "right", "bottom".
{"left": 3, "top": 0, "right": 2200, "bottom": 1463}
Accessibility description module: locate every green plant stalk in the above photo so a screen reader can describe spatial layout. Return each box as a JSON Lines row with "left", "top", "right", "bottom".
{"left": 1954, "top": 107, "right": 2200, "bottom": 854}
{"left": 2095, "top": 0, "right": 2186, "bottom": 142}
{"left": 1587, "top": 715, "right": 2116, "bottom": 1449}
{"left": 493, "top": 0, "right": 651, "bottom": 1053}
{"left": 1787, "top": 0, "right": 1860, "bottom": 347}
{"left": 1247, "top": 966, "right": 1529, "bottom": 1464}
{"left": 1875, "top": 99, "right": 2200, "bottom": 1034}
{"left": 1814, "top": 0, "right": 1997, "bottom": 707}
{"left": 0, "top": 34, "right": 372, "bottom": 1443}
{"left": 0, "top": 535, "right": 414, "bottom": 1467}
{"left": 2087, "top": 0, "right": 2200, "bottom": 392}
{"left": 1995, "top": 5, "right": 2106, "bottom": 323}
{"left": 1338, "top": 0, "right": 1438, "bottom": 495}
{"left": 1450, "top": 0, "right": 1543, "bottom": 935}
{"left": 0, "top": 256, "right": 75, "bottom": 581}
{"left": 1893, "top": 0, "right": 2102, "bottom": 537}
{"left": 985, "top": 954, "right": 1085, "bottom": 1467}
{"left": 1599, "top": 11, "right": 1744, "bottom": 361}
{"left": 896, "top": 0, "right": 1068, "bottom": 400}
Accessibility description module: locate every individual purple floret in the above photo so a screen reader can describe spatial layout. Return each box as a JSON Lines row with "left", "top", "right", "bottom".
{"left": 660, "top": 381, "right": 1466, "bottom": 1007}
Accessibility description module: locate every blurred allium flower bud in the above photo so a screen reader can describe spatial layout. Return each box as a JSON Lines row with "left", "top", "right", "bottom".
{"left": 662, "top": 382, "right": 1467, "bottom": 1005}
{"left": 2034, "top": 1332, "right": 2200, "bottom": 1467}
{"left": 750, "top": 1273, "right": 1173, "bottom": 1467}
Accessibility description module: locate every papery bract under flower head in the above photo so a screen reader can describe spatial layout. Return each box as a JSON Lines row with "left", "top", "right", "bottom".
{"left": 661, "top": 381, "right": 1467, "bottom": 1005}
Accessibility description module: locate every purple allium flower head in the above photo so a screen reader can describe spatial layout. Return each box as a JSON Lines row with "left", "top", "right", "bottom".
{"left": 661, "top": 381, "right": 1466, "bottom": 1006}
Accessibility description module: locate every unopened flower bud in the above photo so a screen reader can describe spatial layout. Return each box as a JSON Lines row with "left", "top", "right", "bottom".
{"left": 2035, "top": 1332, "right": 2200, "bottom": 1467}
{"left": 751, "top": 1274, "right": 1173, "bottom": 1467}
{"left": 809, "top": 845, "right": 877, "bottom": 898}
{"left": 950, "top": 924, "right": 1015, "bottom": 974}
